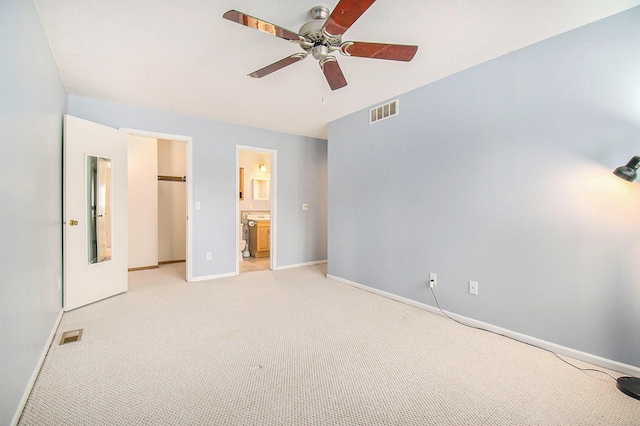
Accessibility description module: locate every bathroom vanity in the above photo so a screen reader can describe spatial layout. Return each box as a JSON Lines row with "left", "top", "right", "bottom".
{"left": 249, "top": 220, "right": 270, "bottom": 258}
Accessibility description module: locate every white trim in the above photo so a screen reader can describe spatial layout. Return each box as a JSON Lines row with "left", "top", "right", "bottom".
{"left": 189, "top": 271, "right": 237, "bottom": 282}
{"left": 273, "top": 260, "right": 327, "bottom": 270}
{"left": 236, "top": 145, "right": 277, "bottom": 274}
{"left": 326, "top": 274, "right": 640, "bottom": 377}
{"left": 12, "top": 309, "right": 64, "bottom": 426}
{"left": 119, "top": 128, "right": 194, "bottom": 282}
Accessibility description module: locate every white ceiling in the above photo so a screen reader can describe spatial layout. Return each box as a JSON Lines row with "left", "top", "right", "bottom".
{"left": 35, "top": 0, "right": 640, "bottom": 139}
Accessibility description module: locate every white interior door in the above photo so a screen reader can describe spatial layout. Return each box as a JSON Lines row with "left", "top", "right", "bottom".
{"left": 64, "top": 115, "right": 128, "bottom": 311}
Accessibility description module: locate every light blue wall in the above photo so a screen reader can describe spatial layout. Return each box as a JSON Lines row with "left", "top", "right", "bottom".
{"left": 328, "top": 7, "right": 640, "bottom": 369}
{"left": 0, "top": 0, "right": 67, "bottom": 424}
{"left": 68, "top": 96, "right": 327, "bottom": 276}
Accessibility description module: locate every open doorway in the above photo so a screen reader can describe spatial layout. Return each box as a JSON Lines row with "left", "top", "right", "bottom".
{"left": 157, "top": 139, "right": 187, "bottom": 265}
{"left": 237, "top": 145, "right": 277, "bottom": 274}
{"left": 123, "top": 128, "right": 193, "bottom": 281}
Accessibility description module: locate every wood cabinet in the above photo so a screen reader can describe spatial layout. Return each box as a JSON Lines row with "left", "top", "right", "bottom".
{"left": 249, "top": 220, "right": 270, "bottom": 258}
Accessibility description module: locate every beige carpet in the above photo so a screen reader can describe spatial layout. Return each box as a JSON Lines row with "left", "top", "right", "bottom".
{"left": 19, "top": 263, "right": 640, "bottom": 425}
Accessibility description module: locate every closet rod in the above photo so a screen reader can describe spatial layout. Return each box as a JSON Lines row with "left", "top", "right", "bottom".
{"left": 158, "top": 175, "right": 186, "bottom": 182}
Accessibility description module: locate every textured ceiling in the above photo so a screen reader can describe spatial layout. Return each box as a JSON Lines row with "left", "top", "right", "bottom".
{"left": 35, "top": 0, "right": 640, "bottom": 139}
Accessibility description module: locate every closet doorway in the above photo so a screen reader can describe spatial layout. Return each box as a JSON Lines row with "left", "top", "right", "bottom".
{"left": 125, "top": 129, "right": 193, "bottom": 281}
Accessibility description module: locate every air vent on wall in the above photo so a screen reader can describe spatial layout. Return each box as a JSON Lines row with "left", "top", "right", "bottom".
{"left": 370, "top": 99, "right": 399, "bottom": 124}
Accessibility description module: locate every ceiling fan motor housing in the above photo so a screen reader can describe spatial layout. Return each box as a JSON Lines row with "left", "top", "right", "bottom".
{"left": 299, "top": 6, "right": 342, "bottom": 57}
{"left": 299, "top": 18, "right": 326, "bottom": 42}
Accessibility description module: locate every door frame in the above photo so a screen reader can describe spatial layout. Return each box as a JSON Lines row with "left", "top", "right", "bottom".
{"left": 121, "top": 128, "right": 194, "bottom": 281}
{"left": 236, "top": 145, "right": 277, "bottom": 274}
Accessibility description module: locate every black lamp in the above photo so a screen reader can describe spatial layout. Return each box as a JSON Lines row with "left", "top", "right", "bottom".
{"left": 612, "top": 155, "right": 640, "bottom": 400}
{"left": 613, "top": 156, "right": 640, "bottom": 182}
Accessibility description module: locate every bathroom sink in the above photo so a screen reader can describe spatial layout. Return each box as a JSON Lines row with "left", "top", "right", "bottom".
{"left": 247, "top": 214, "right": 270, "bottom": 221}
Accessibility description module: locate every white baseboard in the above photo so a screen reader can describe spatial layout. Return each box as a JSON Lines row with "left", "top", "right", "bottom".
{"left": 188, "top": 271, "right": 237, "bottom": 282}
{"left": 326, "top": 274, "right": 640, "bottom": 378}
{"left": 12, "top": 308, "right": 64, "bottom": 426}
{"left": 273, "top": 260, "right": 327, "bottom": 271}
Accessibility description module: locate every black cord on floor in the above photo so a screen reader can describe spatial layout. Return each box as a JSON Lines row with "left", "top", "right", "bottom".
{"left": 429, "top": 287, "right": 618, "bottom": 382}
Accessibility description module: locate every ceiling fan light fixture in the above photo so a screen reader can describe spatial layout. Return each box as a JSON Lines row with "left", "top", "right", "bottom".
{"left": 312, "top": 45, "right": 330, "bottom": 60}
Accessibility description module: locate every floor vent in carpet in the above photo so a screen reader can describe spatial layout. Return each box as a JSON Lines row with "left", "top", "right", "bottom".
{"left": 59, "top": 329, "right": 83, "bottom": 345}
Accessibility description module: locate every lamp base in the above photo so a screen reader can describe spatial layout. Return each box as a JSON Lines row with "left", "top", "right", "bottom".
{"left": 617, "top": 376, "right": 640, "bottom": 400}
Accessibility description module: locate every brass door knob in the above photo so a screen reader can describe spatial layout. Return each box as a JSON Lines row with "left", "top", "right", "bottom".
{"left": 68, "top": 220, "right": 79, "bottom": 226}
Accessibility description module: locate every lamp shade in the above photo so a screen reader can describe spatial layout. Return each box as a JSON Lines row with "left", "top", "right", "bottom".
{"left": 613, "top": 156, "right": 640, "bottom": 182}
{"left": 613, "top": 165, "right": 638, "bottom": 182}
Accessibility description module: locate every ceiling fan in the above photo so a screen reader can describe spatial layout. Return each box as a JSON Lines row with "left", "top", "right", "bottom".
{"left": 223, "top": 0, "right": 418, "bottom": 90}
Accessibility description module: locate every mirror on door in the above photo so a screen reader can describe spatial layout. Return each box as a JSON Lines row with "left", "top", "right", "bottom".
{"left": 87, "top": 155, "right": 112, "bottom": 264}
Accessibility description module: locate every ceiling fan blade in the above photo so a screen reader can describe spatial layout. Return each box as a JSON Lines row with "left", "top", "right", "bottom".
{"left": 320, "top": 57, "right": 348, "bottom": 90}
{"left": 223, "top": 10, "right": 300, "bottom": 42}
{"left": 341, "top": 41, "right": 418, "bottom": 61}
{"left": 323, "top": 0, "right": 376, "bottom": 37}
{"left": 248, "top": 53, "right": 308, "bottom": 78}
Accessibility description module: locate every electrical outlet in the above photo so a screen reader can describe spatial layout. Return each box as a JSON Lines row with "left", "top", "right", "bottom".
{"left": 429, "top": 273, "right": 437, "bottom": 288}
{"left": 469, "top": 281, "right": 478, "bottom": 295}
{"left": 206, "top": 252, "right": 211, "bottom": 260}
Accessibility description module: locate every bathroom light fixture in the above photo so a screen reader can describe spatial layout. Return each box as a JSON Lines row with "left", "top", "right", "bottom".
{"left": 258, "top": 163, "right": 267, "bottom": 173}
{"left": 611, "top": 155, "right": 640, "bottom": 400}
{"left": 613, "top": 156, "right": 640, "bottom": 182}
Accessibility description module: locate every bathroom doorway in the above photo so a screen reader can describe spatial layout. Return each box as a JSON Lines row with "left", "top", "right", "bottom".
{"left": 237, "top": 145, "right": 277, "bottom": 274}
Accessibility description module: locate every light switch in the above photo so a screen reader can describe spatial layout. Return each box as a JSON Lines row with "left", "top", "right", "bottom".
{"left": 195, "top": 202, "right": 201, "bottom": 210}
{"left": 302, "top": 204, "right": 309, "bottom": 210}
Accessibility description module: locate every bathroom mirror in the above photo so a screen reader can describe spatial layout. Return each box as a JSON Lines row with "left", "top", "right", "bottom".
{"left": 253, "top": 178, "right": 269, "bottom": 201}
{"left": 87, "top": 155, "right": 112, "bottom": 264}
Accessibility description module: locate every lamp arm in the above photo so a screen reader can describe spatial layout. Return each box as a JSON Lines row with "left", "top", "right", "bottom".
{"left": 625, "top": 156, "right": 640, "bottom": 169}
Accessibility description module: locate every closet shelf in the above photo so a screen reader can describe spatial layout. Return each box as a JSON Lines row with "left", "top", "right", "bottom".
{"left": 158, "top": 175, "right": 186, "bottom": 182}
